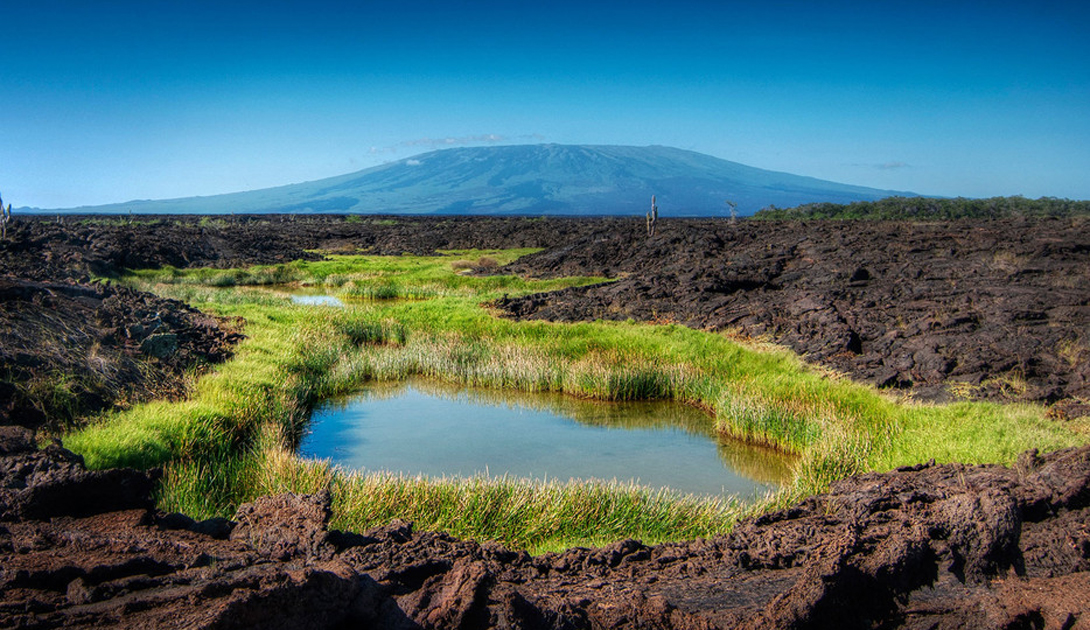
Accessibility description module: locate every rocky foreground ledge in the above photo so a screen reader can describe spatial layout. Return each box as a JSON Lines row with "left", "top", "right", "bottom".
{"left": 2, "top": 426, "right": 1089, "bottom": 629}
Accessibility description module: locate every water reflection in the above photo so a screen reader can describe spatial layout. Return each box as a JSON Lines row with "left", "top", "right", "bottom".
{"left": 302, "top": 379, "right": 795, "bottom": 498}
{"left": 271, "top": 285, "right": 345, "bottom": 306}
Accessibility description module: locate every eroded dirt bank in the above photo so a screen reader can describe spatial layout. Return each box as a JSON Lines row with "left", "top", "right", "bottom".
{"left": 3, "top": 425, "right": 1089, "bottom": 629}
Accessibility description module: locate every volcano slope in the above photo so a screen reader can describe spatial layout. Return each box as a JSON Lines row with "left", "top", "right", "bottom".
{"left": 497, "top": 217, "right": 1090, "bottom": 409}
{"left": 3, "top": 426, "right": 1090, "bottom": 629}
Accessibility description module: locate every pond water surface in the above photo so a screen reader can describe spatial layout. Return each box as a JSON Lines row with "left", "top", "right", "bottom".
{"left": 301, "top": 379, "right": 795, "bottom": 498}
{"left": 277, "top": 285, "right": 345, "bottom": 306}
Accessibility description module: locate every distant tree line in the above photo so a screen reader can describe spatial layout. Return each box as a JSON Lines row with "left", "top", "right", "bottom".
{"left": 752, "top": 196, "right": 1090, "bottom": 221}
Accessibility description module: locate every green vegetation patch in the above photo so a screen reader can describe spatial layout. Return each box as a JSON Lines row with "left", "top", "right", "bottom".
{"left": 65, "top": 249, "right": 1089, "bottom": 552}
{"left": 132, "top": 248, "right": 547, "bottom": 296}
{"left": 753, "top": 195, "right": 1090, "bottom": 221}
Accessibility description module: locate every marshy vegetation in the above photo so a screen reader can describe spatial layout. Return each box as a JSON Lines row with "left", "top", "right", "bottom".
{"left": 62, "top": 248, "right": 1089, "bottom": 552}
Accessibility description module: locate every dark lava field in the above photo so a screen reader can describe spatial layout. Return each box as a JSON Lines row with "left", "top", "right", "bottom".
{"left": 2, "top": 214, "right": 1089, "bottom": 628}
{"left": 498, "top": 216, "right": 1090, "bottom": 410}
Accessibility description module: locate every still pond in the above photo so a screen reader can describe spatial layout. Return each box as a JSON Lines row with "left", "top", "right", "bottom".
{"left": 301, "top": 379, "right": 794, "bottom": 498}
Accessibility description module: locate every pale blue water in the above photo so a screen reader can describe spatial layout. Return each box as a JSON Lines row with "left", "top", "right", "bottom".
{"left": 278, "top": 286, "right": 345, "bottom": 306}
{"left": 301, "top": 379, "right": 794, "bottom": 498}
{"left": 289, "top": 292, "right": 344, "bottom": 306}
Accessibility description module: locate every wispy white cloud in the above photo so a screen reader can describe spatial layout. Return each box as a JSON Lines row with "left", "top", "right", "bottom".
{"left": 401, "top": 134, "right": 509, "bottom": 148}
{"left": 845, "top": 160, "right": 912, "bottom": 170}
{"left": 370, "top": 133, "right": 546, "bottom": 158}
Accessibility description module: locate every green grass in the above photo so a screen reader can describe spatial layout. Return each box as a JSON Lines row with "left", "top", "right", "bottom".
{"left": 65, "top": 249, "right": 1089, "bottom": 552}
{"left": 131, "top": 248, "right": 551, "bottom": 297}
{"left": 245, "top": 447, "right": 749, "bottom": 553}
{"left": 871, "top": 400, "right": 1086, "bottom": 469}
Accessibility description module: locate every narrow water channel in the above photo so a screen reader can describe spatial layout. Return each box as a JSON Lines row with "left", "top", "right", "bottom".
{"left": 301, "top": 379, "right": 794, "bottom": 498}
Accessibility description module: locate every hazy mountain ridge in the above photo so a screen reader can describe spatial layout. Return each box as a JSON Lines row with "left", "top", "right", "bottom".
{"left": 33, "top": 144, "right": 916, "bottom": 215}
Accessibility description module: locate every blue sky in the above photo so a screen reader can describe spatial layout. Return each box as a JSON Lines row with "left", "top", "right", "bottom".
{"left": 3, "top": 0, "right": 1088, "bottom": 209}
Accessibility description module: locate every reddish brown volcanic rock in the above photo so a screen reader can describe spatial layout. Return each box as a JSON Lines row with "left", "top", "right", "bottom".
{"left": 3, "top": 427, "right": 1089, "bottom": 629}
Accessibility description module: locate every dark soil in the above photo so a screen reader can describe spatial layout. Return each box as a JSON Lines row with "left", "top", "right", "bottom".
{"left": 495, "top": 217, "right": 1090, "bottom": 406}
{"left": 3, "top": 426, "right": 1089, "bottom": 629}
